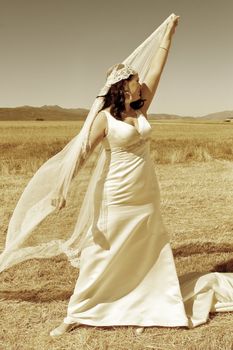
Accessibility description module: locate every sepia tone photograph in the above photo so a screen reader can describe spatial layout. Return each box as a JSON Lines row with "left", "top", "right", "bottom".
{"left": 0, "top": 0, "right": 233, "bottom": 349}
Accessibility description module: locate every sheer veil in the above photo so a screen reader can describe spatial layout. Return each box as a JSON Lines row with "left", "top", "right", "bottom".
{"left": 0, "top": 13, "right": 175, "bottom": 272}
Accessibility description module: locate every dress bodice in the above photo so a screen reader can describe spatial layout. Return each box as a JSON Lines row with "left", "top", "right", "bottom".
{"left": 101, "top": 109, "right": 152, "bottom": 151}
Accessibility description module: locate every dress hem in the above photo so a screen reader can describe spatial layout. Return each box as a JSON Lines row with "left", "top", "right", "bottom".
{"left": 63, "top": 317, "right": 190, "bottom": 328}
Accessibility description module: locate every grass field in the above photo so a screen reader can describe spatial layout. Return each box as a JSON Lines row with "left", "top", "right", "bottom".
{"left": 0, "top": 119, "right": 233, "bottom": 350}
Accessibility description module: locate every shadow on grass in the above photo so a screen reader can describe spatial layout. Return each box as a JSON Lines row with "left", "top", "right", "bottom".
{"left": 173, "top": 241, "right": 233, "bottom": 257}
{"left": 1, "top": 242, "right": 233, "bottom": 302}
{"left": 0, "top": 288, "right": 73, "bottom": 302}
{"left": 174, "top": 242, "right": 233, "bottom": 272}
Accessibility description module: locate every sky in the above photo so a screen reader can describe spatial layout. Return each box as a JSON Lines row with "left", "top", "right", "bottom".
{"left": 0, "top": 0, "right": 232, "bottom": 117}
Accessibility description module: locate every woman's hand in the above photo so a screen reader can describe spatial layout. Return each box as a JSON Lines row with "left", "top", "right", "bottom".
{"left": 51, "top": 195, "right": 66, "bottom": 210}
{"left": 166, "top": 14, "right": 180, "bottom": 36}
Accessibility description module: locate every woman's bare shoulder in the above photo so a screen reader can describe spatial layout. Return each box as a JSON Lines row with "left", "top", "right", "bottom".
{"left": 100, "top": 107, "right": 111, "bottom": 113}
{"left": 95, "top": 109, "right": 107, "bottom": 122}
{"left": 88, "top": 110, "right": 108, "bottom": 139}
{"left": 93, "top": 110, "right": 108, "bottom": 135}
{"left": 97, "top": 107, "right": 110, "bottom": 116}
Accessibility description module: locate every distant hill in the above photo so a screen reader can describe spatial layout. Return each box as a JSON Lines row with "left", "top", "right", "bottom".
{"left": 198, "top": 110, "right": 233, "bottom": 120}
{"left": 149, "top": 110, "right": 233, "bottom": 120}
{"left": 148, "top": 113, "right": 194, "bottom": 120}
{"left": 0, "top": 105, "right": 232, "bottom": 121}
{"left": 0, "top": 105, "right": 89, "bottom": 121}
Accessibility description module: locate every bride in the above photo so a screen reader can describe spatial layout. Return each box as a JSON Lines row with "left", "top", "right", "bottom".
{"left": 1, "top": 13, "right": 232, "bottom": 339}
{"left": 50, "top": 15, "right": 182, "bottom": 336}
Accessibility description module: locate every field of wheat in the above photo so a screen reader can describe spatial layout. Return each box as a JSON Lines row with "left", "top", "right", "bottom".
{"left": 0, "top": 119, "right": 233, "bottom": 350}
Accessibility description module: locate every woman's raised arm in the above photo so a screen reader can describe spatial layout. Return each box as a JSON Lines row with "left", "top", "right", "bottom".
{"left": 140, "top": 15, "right": 180, "bottom": 115}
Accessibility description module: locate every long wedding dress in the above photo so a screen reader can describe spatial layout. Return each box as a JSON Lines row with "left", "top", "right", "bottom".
{"left": 62, "top": 109, "right": 233, "bottom": 329}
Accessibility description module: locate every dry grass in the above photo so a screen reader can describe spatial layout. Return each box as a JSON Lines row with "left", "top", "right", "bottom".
{"left": 0, "top": 119, "right": 233, "bottom": 175}
{"left": 0, "top": 119, "right": 233, "bottom": 350}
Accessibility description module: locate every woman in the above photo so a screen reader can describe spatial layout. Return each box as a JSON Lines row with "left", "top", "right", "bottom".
{"left": 50, "top": 15, "right": 183, "bottom": 336}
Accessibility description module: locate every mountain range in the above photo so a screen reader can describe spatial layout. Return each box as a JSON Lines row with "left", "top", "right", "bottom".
{"left": 0, "top": 105, "right": 232, "bottom": 121}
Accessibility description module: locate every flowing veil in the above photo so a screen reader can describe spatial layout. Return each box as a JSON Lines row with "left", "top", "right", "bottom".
{"left": 0, "top": 13, "right": 175, "bottom": 273}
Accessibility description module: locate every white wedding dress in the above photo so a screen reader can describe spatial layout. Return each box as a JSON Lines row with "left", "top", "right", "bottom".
{"left": 63, "top": 109, "right": 233, "bottom": 329}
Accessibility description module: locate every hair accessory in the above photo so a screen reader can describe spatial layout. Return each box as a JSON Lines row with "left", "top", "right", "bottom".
{"left": 98, "top": 64, "right": 137, "bottom": 97}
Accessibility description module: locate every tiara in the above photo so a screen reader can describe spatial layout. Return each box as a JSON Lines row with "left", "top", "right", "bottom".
{"left": 106, "top": 64, "right": 137, "bottom": 86}
{"left": 97, "top": 64, "right": 137, "bottom": 97}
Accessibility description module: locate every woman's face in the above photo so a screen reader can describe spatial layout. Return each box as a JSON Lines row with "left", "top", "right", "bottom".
{"left": 126, "top": 74, "right": 141, "bottom": 101}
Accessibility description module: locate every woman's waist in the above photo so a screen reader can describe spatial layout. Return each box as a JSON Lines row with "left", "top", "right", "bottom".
{"left": 105, "top": 140, "right": 150, "bottom": 158}
{"left": 102, "top": 153, "right": 154, "bottom": 181}
{"left": 105, "top": 150, "right": 151, "bottom": 166}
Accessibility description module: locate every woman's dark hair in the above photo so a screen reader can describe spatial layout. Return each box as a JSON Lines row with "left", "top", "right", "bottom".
{"left": 97, "top": 74, "right": 146, "bottom": 120}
